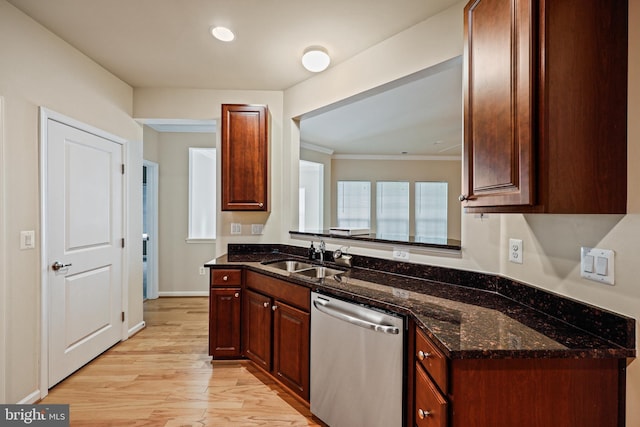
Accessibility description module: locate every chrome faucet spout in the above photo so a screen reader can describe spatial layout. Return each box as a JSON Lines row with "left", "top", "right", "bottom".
{"left": 316, "top": 240, "right": 326, "bottom": 264}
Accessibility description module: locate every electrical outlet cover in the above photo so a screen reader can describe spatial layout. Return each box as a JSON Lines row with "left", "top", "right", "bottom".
{"left": 509, "top": 238, "right": 523, "bottom": 264}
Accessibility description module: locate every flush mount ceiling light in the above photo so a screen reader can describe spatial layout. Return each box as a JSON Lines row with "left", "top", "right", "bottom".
{"left": 210, "top": 26, "right": 235, "bottom": 42}
{"left": 302, "top": 46, "right": 331, "bottom": 72}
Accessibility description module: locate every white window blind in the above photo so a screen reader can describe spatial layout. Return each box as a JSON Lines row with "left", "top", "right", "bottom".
{"left": 337, "top": 181, "right": 370, "bottom": 229}
{"left": 415, "top": 181, "right": 448, "bottom": 242}
{"left": 376, "top": 181, "right": 409, "bottom": 240}
{"left": 299, "top": 160, "right": 324, "bottom": 231}
{"left": 188, "top": 148, "right": 216, "bottom": 239}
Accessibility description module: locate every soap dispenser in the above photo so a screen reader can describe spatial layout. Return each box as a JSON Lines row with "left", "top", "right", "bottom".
{"left": 308, "top": 242, "right": 316, "bottom": 260}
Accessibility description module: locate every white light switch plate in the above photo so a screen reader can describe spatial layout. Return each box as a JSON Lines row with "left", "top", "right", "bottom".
{"left": 20, "top": 230, "right": 35, "bottom": 249}
{"left": 581, "top": 247, "right": 614, "bottom": 285}
{"left": 230, "top": 223, "right": 242, "bottom": 235}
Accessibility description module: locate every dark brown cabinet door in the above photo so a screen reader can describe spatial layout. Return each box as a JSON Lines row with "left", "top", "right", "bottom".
{"left": 242, "top": 288, "right": 272, "bottom": 371}
{"left": 272, "top": 301, "right": 310, "bottom": 401}
{"left": 209, "top": 287, "right": 241, "bottom": 358}
{"left": 463, "top": 0, "right": 535, "bottom": 209}
{"left": 221, "top": 104, "right": 269, "bottom": 211}
{"left": 462, "top": 0, "right": 627, "bottom": 213}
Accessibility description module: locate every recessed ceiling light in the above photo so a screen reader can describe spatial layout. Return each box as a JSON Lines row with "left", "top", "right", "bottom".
{"left": 302, "top": 46, "right": 331, "bottom": 72}
{"left": 210, "top": 26, "right": 235, "bottom": 42}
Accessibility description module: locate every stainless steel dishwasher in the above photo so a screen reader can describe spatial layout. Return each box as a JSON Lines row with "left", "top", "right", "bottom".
{"left": 310, "top": 291, "right": 405, "bottom": 427}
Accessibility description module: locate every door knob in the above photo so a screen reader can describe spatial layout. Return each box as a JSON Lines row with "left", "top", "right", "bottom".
{"left": 51, "top": 261, "right": 72, "bottom": 271}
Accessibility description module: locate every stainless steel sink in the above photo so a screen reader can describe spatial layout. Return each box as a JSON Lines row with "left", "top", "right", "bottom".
{"left": 294, "top": 266, "right": 345, "bottom": 279}
{"left": 264, "top": 259, "right": 344, "bottom": 279}
{"left": 267, "top": 260, "right": 315, "bottom": 272}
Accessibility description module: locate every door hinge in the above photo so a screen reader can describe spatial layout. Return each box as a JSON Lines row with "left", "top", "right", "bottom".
{"left": 121, "top": 238, "right": 125, "bottom": 248}
{"left": 121, "top": 311, "right": 125, "bottom": 322}
{"left": 121, "top": 164, "right": 125, "bottom": 174}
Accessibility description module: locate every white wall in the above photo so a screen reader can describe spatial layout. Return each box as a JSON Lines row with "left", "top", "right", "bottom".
{"left": 0, "top": 0, "right": 143, "bottom": 403}
{"left": 143, "top": 128, "right": 215, "bottom": 295}
{"left": 283, "top": 1, "right": 640, "bottom": 425}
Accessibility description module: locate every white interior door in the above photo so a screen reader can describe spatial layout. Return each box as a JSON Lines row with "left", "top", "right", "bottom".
{"left": 46, "top": 118, "right": 124, "bottom": 387}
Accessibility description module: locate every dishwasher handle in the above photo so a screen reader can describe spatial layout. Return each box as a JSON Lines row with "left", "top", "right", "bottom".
{"left": 313, "top": 298, "right": 400, "bottom": 335}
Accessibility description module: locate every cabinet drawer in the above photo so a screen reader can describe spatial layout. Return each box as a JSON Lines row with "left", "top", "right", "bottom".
{"left": 415, "top": 363, "right": 447, "bottom": 427}
{"left": 245, "top": 270, "right": 310, "bottom": 311}
{"left": 211, "top": 269, "right": 242, "bottom": 286}
{"left": 415, "top": 327, "right": 447, "bottom": 393}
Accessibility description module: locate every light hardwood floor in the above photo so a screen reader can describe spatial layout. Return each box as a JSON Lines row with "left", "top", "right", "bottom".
{"left": 41, "top": 297, "right": 323, "bottom": 426}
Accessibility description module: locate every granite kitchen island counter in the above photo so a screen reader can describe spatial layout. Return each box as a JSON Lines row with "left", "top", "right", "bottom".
{"left": 205, "top": 245, "right": 636, "bottom": 360}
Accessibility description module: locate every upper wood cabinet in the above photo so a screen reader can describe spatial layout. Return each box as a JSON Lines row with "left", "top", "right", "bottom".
{"left": 221, "top": 104, "right": 269, "bottom": 211}
{"left": 462, "top": 0, "right": 628, "bottom": 213}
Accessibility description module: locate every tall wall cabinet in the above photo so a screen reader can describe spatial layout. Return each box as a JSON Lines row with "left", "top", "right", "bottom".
{"left": 221, "top": 104, "right": 269, "bottom": 211}
{"left": 461, "top": 0, "right": 628, "bottom": 213}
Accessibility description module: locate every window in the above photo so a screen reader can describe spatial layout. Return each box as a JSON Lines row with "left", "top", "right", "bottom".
{"left": 337, "top": 181, "right": 370, "bottom": 229}
{"left": 188, "top": 148, "right": 216, "bottom": 240}
{"left": 376, "top": 181, "right": 409, "bottom": 240}
{"left": 415, "top": 182, "right": 448, "bottom": 242}
{"left": 299, "top": 160, "right": 324, "bottom": 231}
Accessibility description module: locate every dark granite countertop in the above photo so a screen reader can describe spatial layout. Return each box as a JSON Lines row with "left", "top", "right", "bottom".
{"left": 205, "top": 245, "right": 636, "bottom": 360}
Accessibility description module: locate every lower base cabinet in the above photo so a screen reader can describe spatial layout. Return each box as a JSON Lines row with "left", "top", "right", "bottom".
{"left": 243, "top": 288, "right": 272, "bottom": 371}
{"left": 208, "top": 287, "right": 241, "bottom": 358}
{"left": 243, "top": 270, "right": 311, "bottom": 401}
{"left": 411, "top": 326, "right": 626, "bottom": 427}
{"left": 273, "top": 301, "right": 310, "bottom": 398}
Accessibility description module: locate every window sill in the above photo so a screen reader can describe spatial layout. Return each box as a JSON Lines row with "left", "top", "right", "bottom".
{"left": 185, "top": 238, "right": 216, "bottom": 244}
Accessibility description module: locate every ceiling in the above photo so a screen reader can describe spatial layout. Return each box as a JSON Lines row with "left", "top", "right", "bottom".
{"left": 8, "top": 0, "right": 463, "bottom": 157}
{"left": 8, "top": 0, "right": 461, "bottom": 91}
{"left": 300, "top": 57, "right": 462, "bottom": 157}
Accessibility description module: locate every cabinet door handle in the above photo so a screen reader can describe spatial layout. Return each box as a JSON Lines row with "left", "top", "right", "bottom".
{"left": 258, "top": 202, "right": 264, "bottom": 208}
{"left": 272, "top": 305, "right": 278, "bottom": 311}
{"left": 417, "top": 409, "right": 431, "bottom": 419}
{"left": 418, "top": 350, "right": 431, "bottom": 360}
{"left": 263, "top": 302, "right": 269, "bottom": 308}
{"left": 458, "top": 194, "right": 468, "bottom": 202}
{"left": 234, "top": 292, "right": 239, "bottom": 298}
{"left": 222, "top": 275, "right": 229, "bottom": 281}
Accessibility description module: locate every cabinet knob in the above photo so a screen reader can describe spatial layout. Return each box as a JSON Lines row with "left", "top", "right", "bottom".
{"left": 418, "top": 409, "right": 431, "bottom": 419}
{"left": 222, "top": 275, "right": 228, "bottom": 281}
{"left": 458, "top": 194, "right": 468, "bottom": 202}
{"left": 272, "top": 305, "right": 278, "bottom": 311}
{"left": 263, "top": 302, "right": 269, "bottom": 308}
{"left": 417, "top": 350, "right": 431, "bottom": 360}
{"left": 234, "top": 292, "right": 239, "bottom": 298}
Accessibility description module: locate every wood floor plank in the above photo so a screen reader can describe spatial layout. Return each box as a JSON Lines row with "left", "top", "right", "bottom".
{"left": 41, "top": 297, "right": 322, "bottom": 426}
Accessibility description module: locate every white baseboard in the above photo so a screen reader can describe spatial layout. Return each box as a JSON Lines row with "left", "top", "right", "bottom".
{"left": 158, "top": 291, "right": 209, "bottom": 297}
{"left": 128, "top": 321, "right": 146, "bottom": 338}
{"left": 18, "top": 389, "right": 41, "bottom": 404}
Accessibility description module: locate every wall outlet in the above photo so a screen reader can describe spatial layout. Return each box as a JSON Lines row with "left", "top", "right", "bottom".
{"left": 199, "top": 267, "right": 206, "bottom": 275}
{"left": 508, "top": 238, "right": 523, "bottom": 264}
{"left": 230, "top": 223, "right": 242, "bottom": 235}
{"left": 251, "top": 224, "right": 264, "bottom": 235}
{"left": 392, "top": 248, "right": 410, "bottom": 261}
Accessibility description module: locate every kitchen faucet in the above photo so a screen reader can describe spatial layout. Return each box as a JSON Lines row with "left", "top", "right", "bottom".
{"left": 316, "top": 240, "right": 326, "bottom": 264}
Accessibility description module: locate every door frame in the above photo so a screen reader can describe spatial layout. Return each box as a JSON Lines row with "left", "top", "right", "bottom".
{"left": 143, "top": 160, "right": 159, "bottom": 299}
{"left": 0, "top": 96, "right": 6, "bottom": 404}
{"left": 39, "top": 108, "right": 129, "bottom": 398}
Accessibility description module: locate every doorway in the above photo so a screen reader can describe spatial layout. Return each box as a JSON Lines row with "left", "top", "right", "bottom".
{"left": 143, "top": 160, "right": 159, "bottom": 300}
{"left": 40, "top": 108, "right": 127, "bottom": 392}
